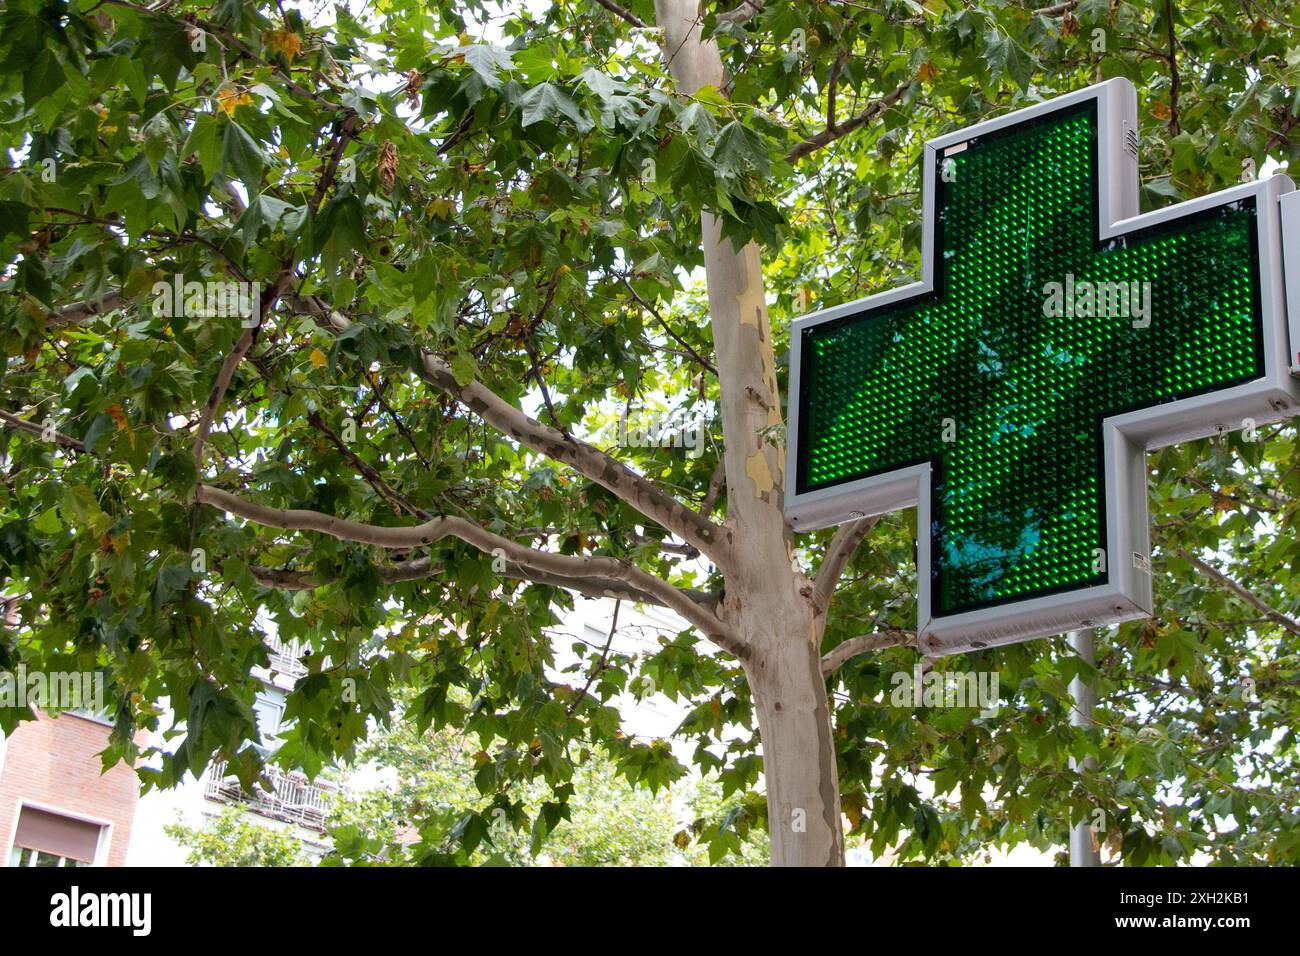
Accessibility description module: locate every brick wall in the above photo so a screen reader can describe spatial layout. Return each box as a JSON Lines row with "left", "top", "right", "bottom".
{"left": 0, "top": 712, "right": 141, "bottom": 867}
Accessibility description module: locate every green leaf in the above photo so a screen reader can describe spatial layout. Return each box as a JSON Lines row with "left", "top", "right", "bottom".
{"left": 516, "top": 82, "right": 592, "bottom": 132}
{"left": 449, "top": 350, "right": 477, "bottom": 386}
{"left": 676, "top": 103, "right": 717, "bottom": 145}
{"left": 142, "top": 114, "right": 173, "bottom": 173}
{"left": 1142, "top": 175, "right": 1183, "bottom": 205}
{"left": 238, "top": 195, "right": 295, "bottom": 242}
{"left": 984, "top": 35, "right": 1037, "bottom": 89}
{"left": 23, "top": 48, "right": 64, "bottom": 105}
{"left": 82, "top": 413, "right": 115, "bottom": 455}
{"left": 0, "top": 201, "right": 30, "bottom": 240}
{"left": 116, "top": 55, "right": 149, "bottom": 107}
{"left": 221, "top": 120, "right": 265, "bottom": 188}
{"left": 183, "top": 114, "right": 224, "bottom": 182}
{"left": 713, "top": 121, "right": 770, "bottom": 179}
{"left": 462, "top": 44, "right": 514, "bottom": 88}
{"left": 1075, "top": 0, "right": 1111, "bottom": 22}
{"left": 32, "top": 507, "right": 62, "bottom": 535}
{"left": 63, "top": 367, "right": 97, "bottom": 396}
{"left": 257, "top": 196, "right": 295, "bottom": 229}
{"left": 317, "top": 194, "right": 366, "bottom": 270}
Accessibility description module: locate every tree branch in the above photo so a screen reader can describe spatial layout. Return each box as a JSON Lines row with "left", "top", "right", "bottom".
{"left": 45, "top": 292, "right": 127, "bottom": 328}
{"left": 1163, "top": 0, "right": 1181, "bottom": 136}
{"left": 198, "top": 484, "right": 746, "bottom": 657}
{"left": 623, "top": 278, "right": 717, "bottom": 375}
{"left": 287, "top": 294, "right": 731, "bottom": 566}
{"left": 192, "top": 324, "right": 258, "bottom": 467}
{"left": 244, "top": 554, "right": 718, "bottom": 609}
{"left": 1169, "top": 548, "right": 1300, "bottom": 639}
{"left": 0, "top": 409, "right": 86, "bottom": 453}
{"left": 193, "top": 112, "right": 359, "bottom": 470}
{"left": 103, "top": 0, "right": 348, "bottom": 115}
{"left": 786, "top": 79, "right": 913, "bottom": 163}
{"left": 567, "top": 598, "right": 620, "bottom": 715}
{"left": 826, "top": 52, "right": 847, "bottom": 133}
{"left": 821, "top": 629, "right": 915, "bottom": 677}
{"left": 305, "top": 408, "right": 427, "bottom": 520}
{"left": 1266, "top": 110, "right": 1300, "bottom": 153}
{"left": 812, "top": 516, "right": 879, "bottom": 612}
{"left": 699, "top": 459, "right": 726, "bottom": 516}
{"left": 718, "top": 0, "right": 764, "bottom": 26}
{"left": 593, "top": 0, "right": 648, "bottom": 28}
{"left": 1182, "top": 474, "right": 1279, "bottom": 514}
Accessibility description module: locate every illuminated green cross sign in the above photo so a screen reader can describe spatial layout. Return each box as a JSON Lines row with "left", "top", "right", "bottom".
{"left": 786, "top": 79, "right": 1300, "bottom": 657}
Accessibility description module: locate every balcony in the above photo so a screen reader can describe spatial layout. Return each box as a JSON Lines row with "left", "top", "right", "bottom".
{"left": 264, "top": 636, "right": 307, "bottom": 680}
{"left": 204, "top": 760, "right": 336, "bottom": 831}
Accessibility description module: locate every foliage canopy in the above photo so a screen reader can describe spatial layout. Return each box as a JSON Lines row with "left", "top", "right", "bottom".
{"left": 2, "top": 0, "right": 1300, "bottom": 863}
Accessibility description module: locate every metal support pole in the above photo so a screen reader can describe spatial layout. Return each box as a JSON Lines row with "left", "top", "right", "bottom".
{"left": 1068, "top": 628, "right": 1101, "bottom": 867}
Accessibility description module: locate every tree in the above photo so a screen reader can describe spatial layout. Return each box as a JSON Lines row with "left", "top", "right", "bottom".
{"left": 170, "top": 701, "right": 768, "bottom": 866}
{"left": 166, "top": 804, "right": 310, "bottom": 867}
{"left": 320, "top": 709, "right": 768, "bottom": 866}
{"left": 2, "top": 0, "right": 1299, "bottom": 867}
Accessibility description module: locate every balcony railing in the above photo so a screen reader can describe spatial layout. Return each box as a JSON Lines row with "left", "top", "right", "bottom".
{"left": 205, "top": 760, "right": 336, "bottom": 831}
{"left": 264, "top": 636, "right": 307, "bottom": 679}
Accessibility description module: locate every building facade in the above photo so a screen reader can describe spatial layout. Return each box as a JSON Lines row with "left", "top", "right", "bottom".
{"left": 0, "top": 710, "right": 140, "bottom": 867}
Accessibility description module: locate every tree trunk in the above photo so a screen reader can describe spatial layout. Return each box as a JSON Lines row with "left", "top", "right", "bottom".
{"left": 743, "top": 599, "right": 847, "bottom": 866}
{"left": 654, "top": 0, "right": 846, "bottom": 867}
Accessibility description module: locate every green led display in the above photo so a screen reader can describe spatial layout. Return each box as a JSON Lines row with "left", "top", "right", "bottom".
{"left": 797, "top": 102, "right": 1263, "bottom": 616}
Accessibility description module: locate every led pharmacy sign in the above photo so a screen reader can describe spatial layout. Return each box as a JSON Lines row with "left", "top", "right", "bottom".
{"left": 785, "top": 79, "right": 1300, "bottom": 657}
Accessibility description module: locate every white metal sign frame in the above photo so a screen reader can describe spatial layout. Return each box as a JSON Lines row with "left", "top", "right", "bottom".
{"left": 785, "top": 78, "right": 1300, "bottom": 657}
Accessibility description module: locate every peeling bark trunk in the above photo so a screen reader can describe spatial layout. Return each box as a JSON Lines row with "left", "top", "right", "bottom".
{"left": 742, "top": 598, "right": 846, "bottom": 866}
{"left": 654, "top": 0, "right": 845, "bottom": 867}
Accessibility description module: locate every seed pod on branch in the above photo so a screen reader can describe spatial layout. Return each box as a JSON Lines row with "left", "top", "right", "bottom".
{"left": 378, "top": 141, "right": 398, "bottom": 191}
{"left": 404, "top": 69, "right": 422, "bottom": 110}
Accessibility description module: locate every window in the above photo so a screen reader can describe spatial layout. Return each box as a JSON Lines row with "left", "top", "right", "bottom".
{"left": 7, "top": 806, "right": 103, "bottom": 867}
{"left": 252, "top": 690, "right": 286, "bottom": 753}
{"left": 8, "top": 846, "right": 89, "bottom": 867}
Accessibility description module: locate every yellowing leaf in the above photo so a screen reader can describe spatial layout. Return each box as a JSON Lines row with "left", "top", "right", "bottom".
{"left": 309, "top": 347, "right": 328, "bottom": 368}
{"left": 107, "top": 403, "right": 135, "bottom": 448}
{"left": 265, "top": 29, "right": 304, "bottom": 63}
{"left": 217, "top": 87, "right": 254, "bottom": 116}
{"left": 1151, "top": 100, "right": 1171, "bottom": 121}
{"left": 428, "top": 197, "right": 454, "bottom": 219}
{"left": 917, "top": 61, "right": 939, "bottom": 83}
